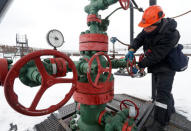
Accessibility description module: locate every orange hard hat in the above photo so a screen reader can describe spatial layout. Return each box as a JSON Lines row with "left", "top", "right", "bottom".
{"left": 138, "top": 5, "right": 165, "bottom": 28}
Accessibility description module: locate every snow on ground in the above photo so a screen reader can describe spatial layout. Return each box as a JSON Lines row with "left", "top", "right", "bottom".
{"left": 0, "top": 56, "right": 191, "bottom": 131}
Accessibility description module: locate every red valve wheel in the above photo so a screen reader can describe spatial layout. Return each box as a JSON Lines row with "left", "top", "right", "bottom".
{"left": 120, "top": 99, "right": 139, "bottom": 120}
{"left": 87, "top": 52, "right": 112, "bottom": 89}
{"left": 119, "top": 0, "right": 130, "bottom": 10}
{"left": 126, "top": 54, "right": 146, "bottom": 77}
{"left": 139, "top": 54, "right": 145, "bottom": 73}
{"left": 126, "top": 56, "right": 136, "bottom": 77}
{"left": 139, "top": 54, "right": 144, "bottom": 62}
{"left": 0, "top": 58, "right": 8, "bottom": 85}
{"left": 4, "top": 50, "right": 78, "bottom": 116}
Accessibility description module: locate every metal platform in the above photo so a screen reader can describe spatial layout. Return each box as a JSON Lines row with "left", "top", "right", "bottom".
{"left": 34, "top": 94, "right": 191, "bottom": 131}
{"left": 114, "top": 69, "right": 130, "bottom": 76}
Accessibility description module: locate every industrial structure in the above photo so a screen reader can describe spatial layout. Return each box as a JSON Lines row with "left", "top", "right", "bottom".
{"left": 0, "top": 0, "right": 191, "bottom": 131}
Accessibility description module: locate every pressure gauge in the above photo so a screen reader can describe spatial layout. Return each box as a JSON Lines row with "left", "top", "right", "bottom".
{"left": 47, "top": 29, "right": 64, "bottom": 48}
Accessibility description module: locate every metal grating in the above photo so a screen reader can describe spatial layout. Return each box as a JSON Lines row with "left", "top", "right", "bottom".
{"left": 55, "top": 103, "right": 76, "bottom": 119}
{"left": 34, "top": 94, "right": 191, "bottom": 131}
{"left": 35, "top": 114, "right": 66, "bottom": 131}
{"left": 140, "top": 103, "right": 191, "bottom": 131}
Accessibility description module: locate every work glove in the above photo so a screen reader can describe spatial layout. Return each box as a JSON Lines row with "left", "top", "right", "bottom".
{"left": 132, "top": 66, "right": 138, "bottom": 74}
{"left": 125, "top": 50, "right": 134, "bottom": 62}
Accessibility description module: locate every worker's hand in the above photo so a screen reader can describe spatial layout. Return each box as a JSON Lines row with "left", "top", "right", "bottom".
{"left": 132, "top": 67, "right": 138, "bottom": 74}
{"left": 136, "top": 65, "right": 140, "bottom": 70}
{"left": 125, "top": 49, "right": 135, "bottom": 62}
{"left": 132, "top": 65, "right": 139, "bottom": 74}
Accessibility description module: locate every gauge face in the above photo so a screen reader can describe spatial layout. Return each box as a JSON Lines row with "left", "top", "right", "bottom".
{"left": 47, "top": 29, "right": 64, "bottom": 48}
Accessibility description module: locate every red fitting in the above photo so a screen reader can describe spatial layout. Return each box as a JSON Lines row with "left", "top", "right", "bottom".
{"left": 87, "top": 14, "right": 101, "bottom": 23}
{"left": 119, "top": 0, "right": 130, "bottom": 10}
{"left": 120, "top": 99, "right": 139, "bottom": 120}
{"left": 78, "top": 103, "right": 81, "bottom": 110}
{"left": 83, "top": 57, "right": 89, "bottom": 62}
{"left": 80, "top": 33, "right": 108, "bottom": 43}
{"left": 98, "top": 109, "right": 107, "bottom": 125}
{"left": 50, "top": 58, "right": 67, "bottom": 77}
{"left": 0, "top": 58, "right": 8, "bottom": 85}
{"left": 73, "top": 80, "right": 114, "bottom": 105}
{"left": 122, "top": 122, "right": 129, "bottom": 131}
{"left": 122, "top": 122, "right": 133, "bottom": 131}
{"left": 127, "top": 126, "right": 133, "bottom": 131}
{"left": 79, "top": 34, "right": 108, "bottom": 51}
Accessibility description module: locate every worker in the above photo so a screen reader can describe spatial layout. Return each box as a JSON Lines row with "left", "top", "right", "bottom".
{"left": 125, "top": 5, "right": 180, "bottom": 131}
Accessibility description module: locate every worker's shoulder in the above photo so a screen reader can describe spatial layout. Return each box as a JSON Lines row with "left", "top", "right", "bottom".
{"left": 159, "top": 18, "right": 178, "bottom": 34}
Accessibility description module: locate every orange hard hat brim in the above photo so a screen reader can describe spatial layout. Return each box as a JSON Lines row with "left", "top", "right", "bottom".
{"left": 138, "top": 14, "right": 165, "bottom": 28}
{"left": 138, "top": 22, "right": 152, "bottom": 28}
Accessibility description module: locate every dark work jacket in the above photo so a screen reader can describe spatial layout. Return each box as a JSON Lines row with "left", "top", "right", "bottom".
{"left": 130, "top": 18, "right": 180, "bottom": 73}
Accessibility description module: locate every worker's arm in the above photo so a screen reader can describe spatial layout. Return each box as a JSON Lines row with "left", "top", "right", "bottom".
{"left": 129, "top": 31, "right": 145, "bottom": 52}
{"left": 138, "top": 30, "right": 180, "bottom": 68}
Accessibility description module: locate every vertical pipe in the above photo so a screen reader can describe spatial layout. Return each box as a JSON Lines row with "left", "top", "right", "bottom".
{"left": 150, "top": 0, "right": 157, "bottom": 101}
{"left": 130, "top": 2, "right": 134, "bottom": 46}
{"left": 113, "top": 43, "right": 115, "bottom": 59}
{"left": 0, "top": 0, "right": 13, "bottom": 22}
{"left": 150, "top": 0, "right": 157, "bottom": 5}
{"left": 21, "top": 43, "right": 24, "bottom": 58}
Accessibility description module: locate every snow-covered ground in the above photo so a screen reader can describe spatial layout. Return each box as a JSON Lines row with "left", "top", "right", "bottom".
{"left": 0, "top": 56, "right": 191, "bottom": 131}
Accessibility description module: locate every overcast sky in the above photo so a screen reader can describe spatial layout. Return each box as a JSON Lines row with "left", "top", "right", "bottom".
{"left": 0, "top": 0, "right": 190, "bottom": 51}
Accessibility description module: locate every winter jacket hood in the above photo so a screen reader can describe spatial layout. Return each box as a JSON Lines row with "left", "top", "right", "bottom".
{"left": 142, "top": 18, "right": 178, "bottom": 37}
{"left": 159, "top": 18, "right": 177, "bottom": 34}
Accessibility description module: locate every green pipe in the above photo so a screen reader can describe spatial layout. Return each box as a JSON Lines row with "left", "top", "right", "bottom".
{"left": 103, "top": 109, "right": 129, "bottom": 131}
{"left": 85, "top": 0, "right": 118, "bottom": 14}
{"left": 77, "top": 104, "right": 106, "bottom": 131}
{"left": 111, "top": 58, "right": 127, "bottom": 69}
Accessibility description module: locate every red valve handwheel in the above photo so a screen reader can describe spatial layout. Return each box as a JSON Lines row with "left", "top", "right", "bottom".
{"left": 120, "top": 99, "right": 139, "bottom": 120}
{"left": 126, "top": 54, "right": 146, "bottom": 77}
{"left": 139, "top": 54, "right": 144, "bottom": 62}
{"left": 4, "top": 50, "right": 78, "bottom": 116}
{"left": 0, "top": 58, "right": 8, "bottom": 85}
{"left": 139, "top": 54, "right": 145, "bottom": 73}
{"left": 119, "top": 0, "right": 130, "bottom": 10}
{"left": 87, "top": 52, "right": 112, "bottom": 89}
{"left": 126, "top": 56, "right": 136, "bottom": 77}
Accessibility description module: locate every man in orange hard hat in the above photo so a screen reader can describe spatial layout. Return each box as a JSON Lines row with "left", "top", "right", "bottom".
{"left": 125, "top": 5, "right": 180, "bottom": 131}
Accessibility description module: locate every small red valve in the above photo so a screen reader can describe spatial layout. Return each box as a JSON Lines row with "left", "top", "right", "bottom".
{"left": 119, "top": 0, "right": 130, "bottom": 10}
{"left": 126, "top": 56, "right": 136, "bottom": 77}
{"left": 98, "top": 109, "right": 107, "bottom": 125}
{"left": 126, "top": 55, "right": 146, "bottom": 77}
{"left": 120, "top": 99, "right": 139, "bottom": 120}
{"left": 122, "top": 122, "right": 135, "bottom": 131}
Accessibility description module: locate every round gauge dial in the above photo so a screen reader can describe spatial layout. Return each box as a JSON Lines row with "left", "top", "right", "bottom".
{"left": 47, "top": 29, "right": 64, "bottom": 48}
